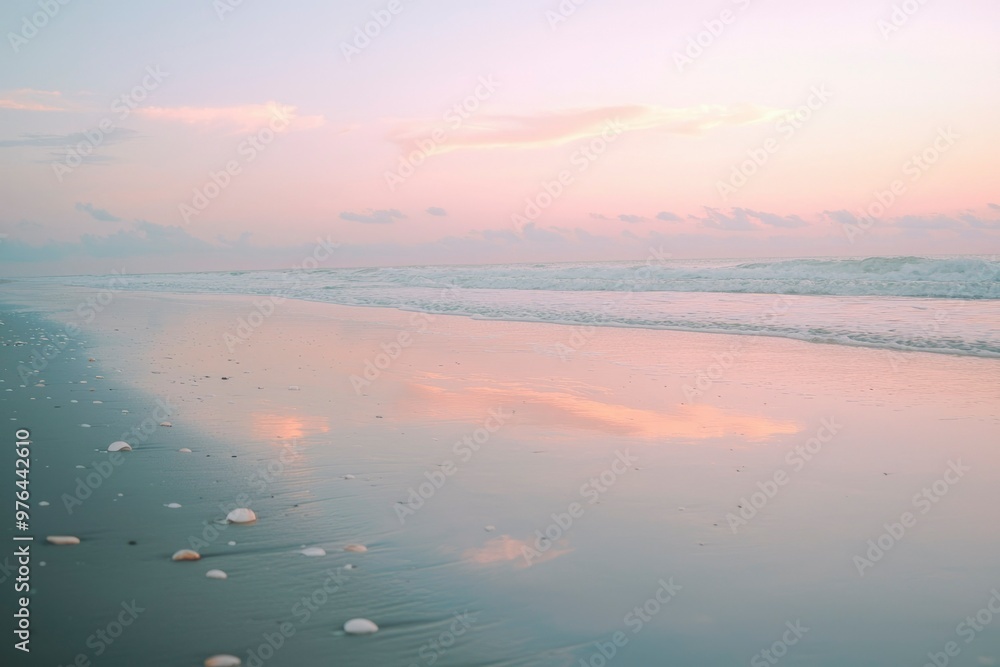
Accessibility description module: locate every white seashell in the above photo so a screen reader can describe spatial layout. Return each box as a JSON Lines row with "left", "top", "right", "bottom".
{"left": 108, "top": 441, "right": 132, "bottom": 452}
{"left": 179, "top": 448, "right": 193, "bottom": 453}
{"left": 227, "top": 541, "right": 236, "bottom": 546}
{"left": 344, "top": 544, "right": 367, "bottom": 553}
{"left": 344, "top": 618, "right": 378, "bottom": 635}
{"left": 301, "top": 547, "right": 326, "bottom": 557}
{"left": 159, "top": 421, "right": 172, "bottom": 427}
{"left": 484, "top": 525, "right": 496, "bottom": 532}
{"left": 343, "top": 474, "right": 355, "bottom": 480}
{"left": 80, "top": 423, "right": 91, "bottom": 428}
{"left": 39, "top": 501, "right": 50, "bottom": 507}
{"left": 288, "top": 385, "right": 300, "bottom": 391}
{"left": 165, "top": 503, "right": 182, "bottom": 509}
{"left": 46, "top": 536, "right": 80, "bottom": 545}
{"left": 205, "top": 569, "right": 228, "bottom": 580}
{"left": 204, "top": 655, "right": 241, "bottom": 667}
{"left": 226, "top": 508, "right": 257, "bottom": 524}
{"left": 171, "top": 549, "right": 201, "bottom": 561}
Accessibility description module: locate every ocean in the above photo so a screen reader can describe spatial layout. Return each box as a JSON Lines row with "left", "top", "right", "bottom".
{"left": 52, "top": 255, "right": 1000, "bottom": 358}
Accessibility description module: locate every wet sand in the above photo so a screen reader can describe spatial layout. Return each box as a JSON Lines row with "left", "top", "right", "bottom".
{"left": 2, "top": 284, "right": 999, "bottom": 666}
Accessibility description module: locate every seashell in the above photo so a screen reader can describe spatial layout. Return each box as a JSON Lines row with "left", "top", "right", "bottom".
{"left": 204, "top": 655, "right": 241, "bottom": 667}
{"left": 108, "top": 441, "right": 132, "bottom": 452}
{"left": 344, "top": 544, "right": 368, "bottom": 553}
{"left": 46, "top": 536, "right": 80, "bottom": 545}
{"left": 344, "top": 618, "right": 378, "bottom": 635}
{"left": 205, "top": 569, "right": 228, "bottom": 580}
{"left": 226, "top": 508, "right": 257, "bottom": 524}
{"left": 171, "top": 549, "right": 201, "bottom": 561}
{"left": 301, "top": 547, "right": 326, "bottom": 557}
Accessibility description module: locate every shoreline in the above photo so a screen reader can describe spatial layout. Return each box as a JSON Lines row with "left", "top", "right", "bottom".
{"left": 2, "top": 284, "right": 999, "bottom": 666}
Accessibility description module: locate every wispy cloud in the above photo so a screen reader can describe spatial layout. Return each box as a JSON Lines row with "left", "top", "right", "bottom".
{"left": 693, "top": 208, "right": 808, "bottom": 231}
{"left": 75, "top": 202, "right": 121, "bottom": 222}
{"left": 656, "top": 211, "right": 682, "bottom": 222}
{"left": 388, "top": 103, "right": 786, "bottom": 155}
{"left": 693, "top": 208, "right": 757, "bottom": 231}
{"left": 0, "top": 89, "right": 72, "bottom": 112}
{"left": 0, "top": 128, "right": 137, "bottom": 150}
{"left": 136, "top": 101, "right": 325, "bottom": 133}
{"left": 743, "top": 209, "right": 808, "bottom": 228}
{"left": 339, "top": 209, "right": 406, "bottom": 224}
{"left": 426, "top": 207, "right": 448, "bottom": 216}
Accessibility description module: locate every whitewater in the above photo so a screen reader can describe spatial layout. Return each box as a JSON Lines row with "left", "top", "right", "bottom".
{"left": 51, "top": 255, "right": 1000, "bottom": 358}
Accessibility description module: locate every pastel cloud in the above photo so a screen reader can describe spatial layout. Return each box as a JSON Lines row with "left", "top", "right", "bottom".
{"left": 656, "top": 211, "right": 682, "bottom": 222}
{"left": 694, "top": 208, "right": 756, "bottom": 231}
{"left": 75, "top": 202, "right": 121, "bottom": 222}
{"left": 136, "top": 101, "right": 325, "bottom": 133}
{"left": 0, "top": 89, "right": 71, "bottom": 112}
{"left": 694, "top": 208, "right": 809, "bottom": 231}
{"left": 388, "top": 104, "right": 787, "bottom": 155}
{"left": 426, "top": 207, "right": 448, "bottom": 216}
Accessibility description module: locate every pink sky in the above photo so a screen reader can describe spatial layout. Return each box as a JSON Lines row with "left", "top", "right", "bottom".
{"left": 0, "top": 0, "right": 998, "bottom": 275}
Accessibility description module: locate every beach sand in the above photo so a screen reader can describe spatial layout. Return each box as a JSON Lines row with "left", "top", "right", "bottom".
{"left": 2, "top": 284, "right": 999, "bottom": 666}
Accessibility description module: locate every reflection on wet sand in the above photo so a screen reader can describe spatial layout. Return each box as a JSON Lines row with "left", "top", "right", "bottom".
{"left": 401, "top": 377, "right": 800, "bottom": 442}
{"left": 250, "top": 409, "right": 330, "bottom": 443}
{"left": 462, "top": 534, "right": 571, "bottom": 568}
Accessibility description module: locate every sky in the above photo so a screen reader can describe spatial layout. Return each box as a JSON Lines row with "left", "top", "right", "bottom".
{"left": 0, "top": 0, "right": 998, "bottom": 276}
